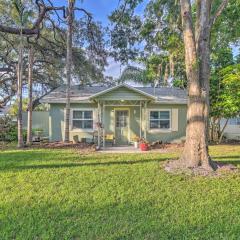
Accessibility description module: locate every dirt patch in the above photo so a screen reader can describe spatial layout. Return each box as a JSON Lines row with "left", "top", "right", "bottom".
{"left": 31, "top": 141, "right": 96, "bottom": 153}
{"left": 165, "top": 159, "right": 238, "bottom": 176}
{"left": 150, "top": 141, "right": 184, "bottom": 149}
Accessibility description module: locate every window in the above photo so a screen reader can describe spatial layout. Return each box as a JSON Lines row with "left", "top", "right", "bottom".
{"left": 149, "top": 110, "right": 170, "bottom": 129}
{"left": 72, "top": 110, "right": 93, "bottom": 129}
{"left": 116, "top": 110, "right": 128, "bottom": 127}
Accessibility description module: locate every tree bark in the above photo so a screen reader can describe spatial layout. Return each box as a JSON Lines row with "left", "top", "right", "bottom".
{"left": 218, "top": 118, "right": 229, "bottom": 143}
{"left": 195, "top": 0, "right": 212, "bottom": 144}
{"left": 17, "top": 31, "right": 24, "bottom": 148}
{"left": 169, "top": 0, "right": 230, "bottom": 172}
{"left": 177, "top": 0, "right": 214, "bottom": 170}
{"left": 158, "top": 63, "right": 162, "bottom": 84}
{"left": 64, "top": 0, "right": 75, "bottom": 143}
{"left": 163, "top": 63, "right": 169, "bottom": 86}
{"left": 27, "top": 46, "right": 34, "bottom": 146}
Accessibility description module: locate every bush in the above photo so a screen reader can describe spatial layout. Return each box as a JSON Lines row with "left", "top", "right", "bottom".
{"left": 0, "top": 116, "right": 27, "bottom": 142}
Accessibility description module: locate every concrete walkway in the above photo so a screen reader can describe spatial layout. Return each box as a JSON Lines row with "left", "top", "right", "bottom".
{"left": 98, "top": 146, "right": 166, "bottom": 153}
{"left": 98, "top": 146, "right": 140, "bottom": 153}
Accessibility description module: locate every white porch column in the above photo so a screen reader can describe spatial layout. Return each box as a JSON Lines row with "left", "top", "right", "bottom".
{"left": 97, "top": 101, "right": 101, "bottom": 148}
{"left": 102, "top": 101, "right": 106, "bottom": 148}
{"left": 144, "top": 101, "right": 147, "bottom": 140}
{"left": 140, "top": 101, "right": 142, "bottom": 138}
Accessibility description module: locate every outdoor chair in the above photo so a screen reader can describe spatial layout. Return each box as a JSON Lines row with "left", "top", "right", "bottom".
{"left": 105, "top": 133, "right": 115, "bottom": 146}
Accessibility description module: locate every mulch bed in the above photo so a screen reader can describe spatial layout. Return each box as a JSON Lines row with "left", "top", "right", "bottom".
{"left": 150, "top": 141, "right": 184, "bottom": 150}
{"left": 31, "top": 141, "right": 96, "bottom": 152}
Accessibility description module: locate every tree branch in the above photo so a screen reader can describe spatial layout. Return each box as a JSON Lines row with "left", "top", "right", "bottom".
{"left": 210, "top": 0, "right": 229, "bottom": 27}
{"left": 74, "top": 8, "right": 92, "bottom": 19}
{"left": 0, "top": 1, "right": 65, "bottom": 36}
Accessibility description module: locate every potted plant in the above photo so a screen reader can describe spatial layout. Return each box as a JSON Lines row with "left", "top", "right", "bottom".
{"left": 131, "top": 135, "right": 139, "bottom": 148}
{"left": 139, "top": 138, "right": 149, "bottom": 151}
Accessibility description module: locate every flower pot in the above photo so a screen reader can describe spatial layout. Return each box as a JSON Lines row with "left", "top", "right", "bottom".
{"left": 139, "top": 143, "right": 148, "bottom": 151}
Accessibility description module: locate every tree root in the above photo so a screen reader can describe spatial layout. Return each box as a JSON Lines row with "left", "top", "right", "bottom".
{"left": 165, "top": 159, "right": 237, "bottom": 176}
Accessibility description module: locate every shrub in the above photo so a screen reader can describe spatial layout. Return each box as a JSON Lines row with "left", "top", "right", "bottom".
{"left": 0, "top": 116, "right": 27, "bottom": 142}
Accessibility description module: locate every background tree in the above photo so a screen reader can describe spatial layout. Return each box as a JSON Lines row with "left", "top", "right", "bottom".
{"left": 0, "top": 0, "right": 107, "bottom": 145}
{"left": 210, "top": 63, "right": 240, "bottom": 143}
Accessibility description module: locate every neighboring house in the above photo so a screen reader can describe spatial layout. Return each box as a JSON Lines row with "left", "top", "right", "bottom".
{"left": 41, "top": 84, "right": 187, "bottom": 147}
{"left": 221, "top": 117, "right": 240, "bottom": 140}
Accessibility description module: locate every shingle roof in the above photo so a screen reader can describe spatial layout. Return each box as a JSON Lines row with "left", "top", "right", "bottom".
{"left": 136, "top": 87, "right": 187, "bottom": 104}
{"left": 41, "top": 84, "right": 187, "bottom": 104}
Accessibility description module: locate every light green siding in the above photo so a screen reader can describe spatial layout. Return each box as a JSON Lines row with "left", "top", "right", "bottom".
{"left": 103, "top": 106, "right": 141, "bottom": 143}
{"left": 49, "top": 103, "right": 97, "bottom": 141}
{"left": 22, "top": 111, "right": 49, "bottom": 137}
{"left": 48, "top": 102, "right": 187, "bottom": 143}
{"left": 95, "top": 86, "right": 152, "bottom": 101}
{"left": 146, "top": 104, "right": 187, "bottom": 142}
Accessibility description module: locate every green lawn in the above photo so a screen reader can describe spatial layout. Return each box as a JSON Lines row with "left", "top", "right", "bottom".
{"left": 0, "top": 145, "right": 240, "bottom": 239}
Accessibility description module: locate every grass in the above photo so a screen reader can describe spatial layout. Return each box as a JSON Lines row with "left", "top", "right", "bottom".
{"left": 0, "top": 144, "right": 240, "bottom": 239}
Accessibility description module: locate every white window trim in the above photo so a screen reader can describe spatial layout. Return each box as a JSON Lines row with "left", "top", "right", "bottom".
{"left": 70, "top": 108, "right": 96, "bottom": 132}
{"left": 148, "top": 109, "right": 172, "bottom": 132}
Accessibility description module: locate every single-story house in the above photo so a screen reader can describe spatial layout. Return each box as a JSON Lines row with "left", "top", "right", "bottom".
{"left": 41, "top": 84, "right": 187, "bottom": 147}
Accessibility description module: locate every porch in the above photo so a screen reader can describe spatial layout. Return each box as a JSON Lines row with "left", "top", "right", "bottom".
{"left": 96, "top": 100, "right": 150, "bottom": 148}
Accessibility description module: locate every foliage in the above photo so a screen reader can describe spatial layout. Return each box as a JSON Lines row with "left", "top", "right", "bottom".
{"left": 110, "top": 0, "right": 240, "bottom": 87}
{"left": 110, "top": 0, "right": 186, "bottom": 86}
{"left": 210, "top": 64, "right": 240, "bottom": 119}
{"left": 0, "top": 0, "right": 108, "bottom": 107}
{"left": 0, "top": 115, "right": 26, "bottom": 142}
{"left": 0, "top": 145, "right": 240, "bottom": 238}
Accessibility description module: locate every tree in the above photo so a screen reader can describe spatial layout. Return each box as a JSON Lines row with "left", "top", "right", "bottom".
{"left": 13, "top": 0, "right": 27, "bottom": 148}
{"left": 0, "top": 0, "right": 65, "bottom": 147}
{"left": 210, "top": 64, "right": 240, "bottom": 143}
{"left": 110, "top": 0, "right": 235, "bottom": 172}
{"left": 164, "top": 0, "right": 230, "bottom": 172}
{"left": 63, "top": 2, "right": 107, "bottom": 142}
{"left": 64, "top": 0, "right": 74, "bottom": 143}
{"left": 26, "top": 45, "right": 34, "bottom": 145}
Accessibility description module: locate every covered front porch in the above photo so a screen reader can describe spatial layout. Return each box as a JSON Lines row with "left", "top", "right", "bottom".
{"left": 96, "top": 99, "right": 150, "bottom": 148}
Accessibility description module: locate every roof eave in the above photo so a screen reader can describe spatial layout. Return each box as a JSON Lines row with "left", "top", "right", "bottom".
{"left": 89, "top": 83, "right": 156, "bottom": 100}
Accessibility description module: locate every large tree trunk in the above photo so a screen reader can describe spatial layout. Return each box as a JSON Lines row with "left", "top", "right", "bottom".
{"left": 195, "top": 0, "right": 212, "bottom": 144}
{"left": 64, "top": 0, "right": 74, "bottom": 143}
{"left": 27, "top": 46, "right": 34, "bottom": 145}
{"left": 165, "top": 1, "right": 230, "bottom": 172}
{"left": 167, "top": 0, "right": 216, "bottom": 171}
{"left": 17, "top": 31, "right": 24, "bottom": 148}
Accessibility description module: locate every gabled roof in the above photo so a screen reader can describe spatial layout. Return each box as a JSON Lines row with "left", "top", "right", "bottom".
{"left": 41, "top": 84, "right": 187, "bottom": 104}
{"left": 89, "top": 84, "right": 156, "bottom": 100}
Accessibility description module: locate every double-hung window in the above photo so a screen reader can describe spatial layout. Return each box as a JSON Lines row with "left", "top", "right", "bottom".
{"left": 149, "top": 110, "right": 171, "bottom": 129}
{"left": 72, "top": 110, "right": 93, "bottom": 129}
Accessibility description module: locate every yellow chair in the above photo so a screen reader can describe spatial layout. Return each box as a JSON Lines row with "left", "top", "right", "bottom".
{"left": 105, "top": 133, "right": 115, "bottom": 146}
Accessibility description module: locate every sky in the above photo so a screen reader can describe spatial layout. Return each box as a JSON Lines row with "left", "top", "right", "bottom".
{"left": 52, "top": 0, "right": 147, "bottom": 79}
{"left": 79, "top": 0, "right": 123, "bottom": 78}
{"left": 52, "top": 1, "right": 239, "bottom": 79}
{"left": 79, "top": 0, "right": 147, "bottom": 79}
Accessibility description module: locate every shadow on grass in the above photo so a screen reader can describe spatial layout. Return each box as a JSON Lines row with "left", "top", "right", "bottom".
{"left": 214, "top": 156, "right": 240, "bottom": 160}
{"left": 217, "top": 160, "right": 240, "bottom": 166}
{"left": 0, "top": 158, "right": 168, "bottom": 172}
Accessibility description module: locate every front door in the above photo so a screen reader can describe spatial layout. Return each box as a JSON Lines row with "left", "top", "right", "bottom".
{"left": 115, "top": 110, "right": 129, "bottom": 145}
